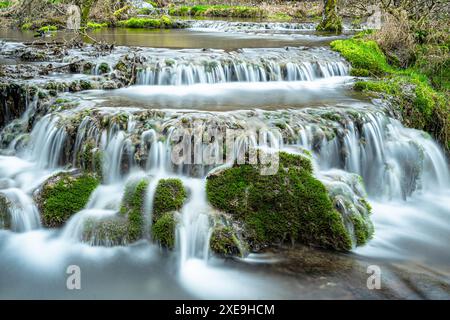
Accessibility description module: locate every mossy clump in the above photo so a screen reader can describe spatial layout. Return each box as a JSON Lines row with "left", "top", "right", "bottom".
{"left": 206, "top": 152, "right": 355, "bottom": 251}
{"left": 117, "top": 16, "right": 174, "bottom": 29}
{"left": 38, "top": 172, "right": 100, "bottom": 228}
{"left": 316, "top": 0, "right": 342, "bottom": 33}
{"left": 169, "top": 5, "right": 265, "bottom": 18}
{"left": 120, "top": 178, "right": 149, "bottom": 242}
{"left": 330, "top": 39, "right": 390, "bottom": 76}
{"left": 86, "top": 21, "right": 108, "bottom": 29}
{"left": 354, "top": 74, "right": 448, "bottom": 150}
{"left": 152, "top": 178, "right": 187, "bottom": 220}
{"left": 0, "top": 193, "right": 12, "bottom": 229}
{"left": 332, "top": 37, "right": 449, "bottom": 151}
{"left": 82, "top": 216, "right": 129, "bottom": 246}
{"left": 37, "top": 25, "right": 58, "bottom": 33}
{"left": 209, "top": 225, "right": 243, "bottom": 257}
{"left": 152, "top": 212, "right": 176, "bottom": 249}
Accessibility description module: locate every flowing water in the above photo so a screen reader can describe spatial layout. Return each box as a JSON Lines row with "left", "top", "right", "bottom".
{"left": 0, "top": 23, "right": 449, "bottom": 299}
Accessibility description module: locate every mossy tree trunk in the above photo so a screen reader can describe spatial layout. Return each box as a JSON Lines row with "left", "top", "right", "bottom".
{"left": 78, "top": 0, "right": 95, "bottom": 28}
{"left": 316, "top": 0, "right": 342, "bottom": 33}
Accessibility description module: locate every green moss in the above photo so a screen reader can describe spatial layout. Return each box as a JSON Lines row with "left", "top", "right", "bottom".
{"left": 210, "top": 226, "right": 242, "bottom": 257}
{"left": 21, "top": 22, "right": 32, "bottom": 30}
{"left": 82, "top": 216, "right": 129, "bottom": 246}
{"left": 117, "top": 16, "right": 174, "bottom": 29}
{"left": 86, "top": 21, "right": 108, "bottom": 29}
{"left": 120, "top": 178, "right": 149, "bottom": 242}
{"left": 137, "top": 8, "right": 152, "bottom": 15}
{"left": 350, "top": 213, "right": 374, "bottom": 246}
{"left": 268, "top": 13, "right": 293, "bottom": 22}
{"left": 331, "top": 39, "right": 390, "bottom": 76}
{"left": 332, "top": 37, "right": 449, "bottom": 150}
{"left": 0, "top": 1, "right": 11, "bottom": 9}
{"left": 206, "top": 152, "right": 353, "bottom": 251}
{"left": 152, "top": 212, "right": 176, "bottom": 248}
{"left": 38, "top": 25, "right": 58, "bottom": 32}
{"left": 39, "top": 173, "right": 100, "bottom": 228}
{"left": 168, "top": 5, "right": 266, "bottom": 18}
{"left": 0, "top": 194, "right": 12, "bottom": 229}
{"left": 97, "top": 62, "right": 110, "bottom": 74}
{"left": 153, "top": 178, "right": 187, "bottom": 219}
{"left": 316, "top": 0, "right": 342, "bottom": 33}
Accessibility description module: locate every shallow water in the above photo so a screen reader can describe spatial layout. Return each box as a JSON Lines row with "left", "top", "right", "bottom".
{"left": 0, "top": 26, "right": 349, "bottom": 49}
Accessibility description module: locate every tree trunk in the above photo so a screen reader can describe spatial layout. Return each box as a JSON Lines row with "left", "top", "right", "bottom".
{"left": 316, "top": 0, "right": 342, "bottom": 33}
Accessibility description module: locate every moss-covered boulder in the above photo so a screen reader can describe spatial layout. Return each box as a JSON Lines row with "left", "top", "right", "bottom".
{"left": 321, "top": 171, "right": 374, "bottom": 247}
{"left": 206, "top": 152, "right": 370, "bottom": 252}
{"left": 120, "top": 178, "right": 150, "bottom": 242}
{"left": 151, "top": 178, "right": 187, "bottom": 248}
{"left": 209, "top": 225, "right": 243, "bottom": 257}
{"left": 82, "top": 216, "right": 129, "bottom": 246}
{"left": 36, "top": 172, "right": 100, "bottom": 228}
{"left": 0, "top": 193, "right": 12, "bottom": 229}
{"left": 152, "top": 212, "right": 177, "bottom": 249}
{"left": 152, "top": 178, "right": 187, "bottom": 220}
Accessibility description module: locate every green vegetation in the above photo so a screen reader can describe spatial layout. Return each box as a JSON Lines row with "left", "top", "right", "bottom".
{"left": 151, "top": 178, "right": 187, "bottom": 248}
{"left": 120, "top": 178, "right": 149, "bottom": 242}
{"left": 152, "top": 178, "right": 187, "bottom": 219}
{"left": 117, "top": 16, "right": 174, "bottom": 29}
{"left": 0, "top": 1, "right": 11, "bottom": 9}
{"left": 38, "top": 25, "right": 58, "bottom": 32}
{"left": 86, "top": 21, "right": 108, "bottom": 29}
{"left": 331, "top": 39, "right": 390, "bottom": 76}
{"left": 209, "top": 225, "right": 243, "bottom": 257}
{"left": 168, "top": 5, "right": 266, "bottom": 18}
{"left": 0, "top": 194, "right": 12, "bottom": 229}
{"left": 316, "top": 0, "right": 342, "bottom": 33}
{"left": 83, "top": 216, "right": 129, "bottom": 246}
{"left": 20, "top": 22, "right": 32, "bottom": 30}
{"left": 206, "top": 152, "right": 358, "bottom": 251}
{"left": 152, "top": 212, "right": 176, "bottom": 248}
{"left": 332, "top": 37, "right": 449, "bottom": 151}
{"left": 39, "top": 173, "right": 100, "bottom": 228}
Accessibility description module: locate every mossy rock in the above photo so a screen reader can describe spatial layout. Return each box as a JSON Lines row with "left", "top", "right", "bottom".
{"left": 206, "top": 152, "right": 355, "bottom": 251}
{"left": 330, "top": 39, "right": 390, "bottom": 76}
{"left": 36, "top": 172, "right": 100, "bottom": 228}
{"left": 152, "top": 211, "right": 176, "bottom": 249}
{"left": 152, "top": 178, "right": 187, "bottom": 220}
{"left": 209, "top": 225, "right": 243, "bottom": 257}
{"left": 120, "top": 178, "right": 149, "bottom": 242}
{"left": 82, "top": 216, "right": 129, "bottom": 246}
{"left": 0, "top": 193, "right": 12, "bottom": 229}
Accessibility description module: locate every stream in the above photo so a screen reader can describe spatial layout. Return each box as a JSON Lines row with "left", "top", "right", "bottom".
{"left": 0, "top": 21, "right": 449, "bottom": 299}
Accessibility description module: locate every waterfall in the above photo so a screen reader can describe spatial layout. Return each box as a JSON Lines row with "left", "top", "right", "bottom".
{"left": 0, "top": 188, "right": 41, "bottom": 232}
{"left": 186, "top": 20, "right": 317, "bottom": 32}
{"left": 176, "top": 178, "right": 212, "bottom": 267}
{"left": 295, "top": 111, "right": 449, "bottom": 200}
{"left": 136, "top": 48, "right": 349, "bottom": 85}
{"left": 28, "top": 115, "right": 67, "bottom": 169}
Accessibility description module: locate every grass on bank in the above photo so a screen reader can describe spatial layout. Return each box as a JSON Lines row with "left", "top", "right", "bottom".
{"left": 331, "top": 35, "right": 449, "bottom": 151}
{"left": 117, "top": 15, "right": 174, "bottom": 29}
{"left": 168, "top": 5, "right": 266, "bottom": 18}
